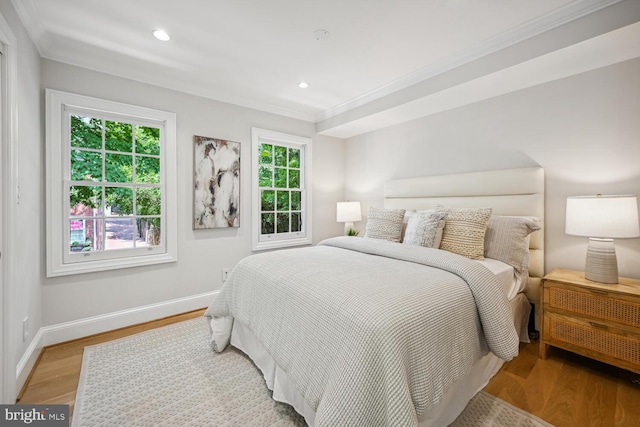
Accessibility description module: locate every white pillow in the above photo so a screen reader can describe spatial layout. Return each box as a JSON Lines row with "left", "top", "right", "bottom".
{"left": 401, "top": 209, "right": 432, "bottom": 240}
{"left": 433, "top": 219, "right": 446, "bottom": 249}
{"left": 403, "top": 211, "right": 447, "bottom": 248}
{"left": 484, "top": 215, "right": 541, "bottom": 279}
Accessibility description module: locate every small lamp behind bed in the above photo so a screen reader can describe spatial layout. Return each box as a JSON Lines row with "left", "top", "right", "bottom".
{"left": 337, "top": 201, "right": 362, "bottom": 236}
{"left": 565, "top": 194, "right": 640, "bottom": 284}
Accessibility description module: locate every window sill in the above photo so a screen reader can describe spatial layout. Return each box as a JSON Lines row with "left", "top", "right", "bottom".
{"left": 252, "top": 236, "right": 313, "bottom": 252}
{"left": 46, "top": 252, "right": 177, "bottom": 277}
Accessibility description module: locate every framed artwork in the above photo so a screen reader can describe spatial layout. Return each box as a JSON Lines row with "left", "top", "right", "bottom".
{"left": 193, "top": 136, "right": 240, "bottom": 229}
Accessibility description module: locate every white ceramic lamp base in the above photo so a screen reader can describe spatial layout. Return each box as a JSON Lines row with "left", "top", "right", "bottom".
{"left": 343, "top": 222, "right": 354, "bottom": 235}
{"left": 584, "top": 238, "right": 619, "bottom": 284}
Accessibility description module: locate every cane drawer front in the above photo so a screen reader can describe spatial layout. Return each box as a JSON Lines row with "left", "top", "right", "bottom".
{"left": 545, "top": 312, "right": 640, "bottom": 370}
{"left": 546, "top": 283, "right": 640, "bottom": 329}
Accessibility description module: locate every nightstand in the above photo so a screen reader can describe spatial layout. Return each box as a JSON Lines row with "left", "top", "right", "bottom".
{"left": 540, "top": 268, "right": 640, "bottom": 374}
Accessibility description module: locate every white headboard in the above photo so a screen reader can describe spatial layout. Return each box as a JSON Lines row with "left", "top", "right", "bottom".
{"left": 384, "top": 167, "right": 544, "bottom": 324}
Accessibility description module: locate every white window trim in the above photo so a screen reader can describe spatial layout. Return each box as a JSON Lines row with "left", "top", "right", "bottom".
{"left": 46, "top": 89, "right": 178, "bottom": 277}
{"left": 251, "top": 127, "right": 312, "bottom": 251}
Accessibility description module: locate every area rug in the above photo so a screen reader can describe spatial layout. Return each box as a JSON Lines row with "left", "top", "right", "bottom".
{"left": 72, "top": 317, "right": 553, "bottom": 426}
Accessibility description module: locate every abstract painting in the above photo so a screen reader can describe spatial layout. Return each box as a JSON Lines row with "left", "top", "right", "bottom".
{"left": 193, "top": 136, "right": 240, "bottom": 229}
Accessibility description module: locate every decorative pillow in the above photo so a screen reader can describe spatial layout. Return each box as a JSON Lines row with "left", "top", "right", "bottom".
{"left": 364, "top": 207, "right": 406, "bottom": 242}
{"left": 403, "top": 211, "right": 447, "bottom": 247}
{"left": 433, "top": 220, "right": 446, "bottom": 248}
{"left": 401, "top": 209, "right": 434, "bottom": 241}
{"left": 484, "top": 215, "right": 541, "bottom": 277}
{"left": 435, "top": 205, "right": 492, "bottom": 259}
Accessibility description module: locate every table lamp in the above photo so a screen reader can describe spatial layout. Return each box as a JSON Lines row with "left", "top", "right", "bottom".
{"left": 336, "top": 201, "right": 362, "bottom": 235}
{"left": 565, "top": 195, "right": 640, "bottom": 284}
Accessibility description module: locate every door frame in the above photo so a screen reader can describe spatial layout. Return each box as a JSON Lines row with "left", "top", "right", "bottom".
{"left": 0, "top": 10, "right": 18, "bottom": 403}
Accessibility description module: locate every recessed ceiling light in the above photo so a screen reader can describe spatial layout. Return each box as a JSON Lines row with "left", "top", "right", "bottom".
{"left": 313, "top": 29, "right": 330, "bottom": 41}
{"left": 298, "top": 82, "right": 310, "bottom": 89}
{"left": 152, "top": 29, "right": 171, "bottom": 41}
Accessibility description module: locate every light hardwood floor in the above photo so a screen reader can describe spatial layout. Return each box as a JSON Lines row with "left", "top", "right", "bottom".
{"left": 18, "top": 310, "right": 640, "bottom": 427}
{"left": 486, "top": 340, "right": 640, "bottom": 427}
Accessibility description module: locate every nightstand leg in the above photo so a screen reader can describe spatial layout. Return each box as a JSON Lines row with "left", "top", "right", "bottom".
{"left": 539, "top": 342, "right": 548, "bottom": 359}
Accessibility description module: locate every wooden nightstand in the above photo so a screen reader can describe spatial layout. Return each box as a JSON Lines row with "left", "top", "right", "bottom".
{"left": 540, "top": 268, "right": 640, "bottom": 374}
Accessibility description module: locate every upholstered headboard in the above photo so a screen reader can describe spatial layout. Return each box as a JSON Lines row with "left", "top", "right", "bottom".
{"left": 383, "top": 167, "right": 544, "bottom": 327}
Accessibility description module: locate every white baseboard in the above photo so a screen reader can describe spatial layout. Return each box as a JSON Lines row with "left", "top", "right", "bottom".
{"left": 15, "top": 290, "right": 218, "bottom": 397}
{"left": 15, "top": 328, "right": 44, "bottom": 400}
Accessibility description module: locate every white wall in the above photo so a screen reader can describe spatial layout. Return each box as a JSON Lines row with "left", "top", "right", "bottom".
{"left": 344, "top": 58, "right": 640, "bottom": 284}
{"left": 0, "top": 0, "right": 43, "bottom": 396}
{"left": 40, "top": 59, "right": 345, "bottom": 326}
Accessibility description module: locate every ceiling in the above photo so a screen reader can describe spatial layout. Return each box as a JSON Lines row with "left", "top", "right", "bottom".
{"left": 13, "top": 0, "right": 640, "bottom": 138}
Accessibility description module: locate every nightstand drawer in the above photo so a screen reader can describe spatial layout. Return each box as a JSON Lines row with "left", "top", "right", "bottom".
{"left": 545, "top": 312, "right": 640, "bottom": 368}
{"left": 547, "top": 283, "right": 640, "bottom": 328}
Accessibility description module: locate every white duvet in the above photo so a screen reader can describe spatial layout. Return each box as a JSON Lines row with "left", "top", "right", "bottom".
{"left": 205, "top": 236, "right": 519, "bottom": 426}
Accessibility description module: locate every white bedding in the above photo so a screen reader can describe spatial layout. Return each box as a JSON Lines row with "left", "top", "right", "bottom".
{"left": 225, "top": 293, "right": 531, "bottom": 427}
{"left": 205, "top": 237, "right": 520, "bottom": 426}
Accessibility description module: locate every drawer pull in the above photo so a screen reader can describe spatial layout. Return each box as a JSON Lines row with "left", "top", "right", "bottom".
{"left": 588, "top": 322, "right": 608, "bottom": 329}
{"left": 589, "top": 289, "right": 607, "bottom": 295}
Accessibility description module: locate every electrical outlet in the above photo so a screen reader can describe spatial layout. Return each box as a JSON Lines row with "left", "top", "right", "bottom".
{"left": 222, "top": 268, "right": 230, "bottom": 282}
{"left": 23, "top": 317, "right": 29, "bottom": 342}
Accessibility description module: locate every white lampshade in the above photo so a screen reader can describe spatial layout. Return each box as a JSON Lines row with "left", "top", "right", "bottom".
{"left": 565, "top": 195, "right": 640, "bottom": 238}
{"left": 337, "top": 201, "right": 362, "bottom": 235}
{"left": 565, "top": 195, "right": 639, "bottom": 284}
{"left": 336, "top": 201, "right": 362, "bottom": 223}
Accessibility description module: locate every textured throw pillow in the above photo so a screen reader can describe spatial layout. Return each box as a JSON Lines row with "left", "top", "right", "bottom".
{"left": 484, "top": 215, "right": 541, "bottom": 276}
{"left": 401, "top": 209, "right": 431, "bottom": 240}
{"left": 432, "top": 219, "right": 446, "bottom": 249}
{"left": 403, "top": 211, "right": 447, "bottom": 247}
{"left": 401, "top": 209, "right": 435, "bottom": 241}
{"left": 436, "top": 205, "right": 492, "bottom": 259}
{"left": 364, "top": 207, "right": 406, "bottom": 242}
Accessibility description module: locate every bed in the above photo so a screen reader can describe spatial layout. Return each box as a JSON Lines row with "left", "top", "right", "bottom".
{"left": 205, "top": 167, "right": 545, "bottom": 426}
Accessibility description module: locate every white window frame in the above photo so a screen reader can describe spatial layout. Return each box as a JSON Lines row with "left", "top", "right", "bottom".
{"left": 46, "top": 89, "right": 178, "bottom": 277}
{"left": 251, "top": 127, "right": 312, "bottom": 251}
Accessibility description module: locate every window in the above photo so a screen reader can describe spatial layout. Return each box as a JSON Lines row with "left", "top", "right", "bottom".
{"left": 251, "top": 128, "right": 312, "bottom": 251}
{"left": 46, "top": 89, "right": 177, "bottom": 277}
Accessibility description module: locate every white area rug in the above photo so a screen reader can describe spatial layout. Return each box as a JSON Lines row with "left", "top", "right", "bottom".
{"left": 73, "top": 317, "right": 553, "bottom": 426}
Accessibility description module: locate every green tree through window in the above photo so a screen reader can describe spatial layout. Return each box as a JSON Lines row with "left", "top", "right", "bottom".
{"left": 251, "top": 127, "right": 311, "bottom": 251}
{"left": 69, "top": 115, "right": 162, "bottom": 252}
{"left": 258, "top": 143, "right": 302, "bottom": 236}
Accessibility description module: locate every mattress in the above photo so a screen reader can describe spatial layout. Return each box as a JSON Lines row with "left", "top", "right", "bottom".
{"left": 477, "top": 258, "right": 519, "bottom": 300}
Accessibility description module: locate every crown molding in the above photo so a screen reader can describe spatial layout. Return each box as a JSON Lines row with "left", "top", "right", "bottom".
{"left": 10, "top": 0, "right": 50, "bottom": 55}
{"left": 315, "top": 0, "right": 623, "bottom": 122}
{"left": 12, "top": 0, "right": 625, "bottom": 127}
{"left": 39, "top": 49, "right": 318, "bottom": 124}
